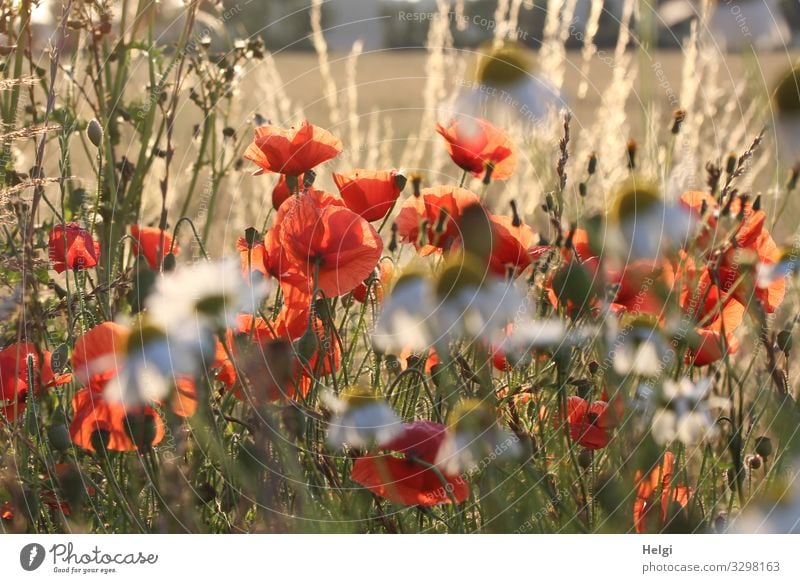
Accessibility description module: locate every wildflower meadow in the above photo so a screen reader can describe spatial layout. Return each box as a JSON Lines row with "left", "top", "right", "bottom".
{"left": 2, "top": 0, "right": 800, "bottom": 545}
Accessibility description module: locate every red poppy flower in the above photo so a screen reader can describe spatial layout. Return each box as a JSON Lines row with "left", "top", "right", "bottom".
{"left": 72, "top": 322, "right": 129, "bottom": 391}
{"left": 48, "top": 222, "right": 100, "bottom": 273}
{"left": 130, "top": 225, "right": 178, "bottom": 270}
{"left": 351, "top": 421, "right": 470, "bottom": 506}
{"left": 485, "top": 214, "right": 537, "bottom": 278}
{"left": 606, "top": 259, "right": 674, "bottom": 317}
{"left": 1, "top": 342, "right": 72, "bottom": 421}
{"left": 633, "top": 452, "right": 692, "bottom": 533}
{"left": 243, "top": 120, "right": 342, "bottom": 177}
{"left": 332, "top": 169, "right": 403, "bottom": 222}
{"left": 1, "top": 501, "right": 13, "bottom": 521}
{"left": 69, "top": 387, "right": 165, "bottom": 453}
{"left": 277, "top": 190, "right": 383, "bottom": 297}
{"left": 395, "top": 186, "right": 480, "bottom": 255}
{"left": 436, "top": 117, "right": 517, "bottom": 180}
{"left": 213, "top": 314, "right": 310, "bottom": 402}
{"left": 679, "top": 191, "right": 785, "bottom": 313}
{"left": 352, "top": 258, "right": 394, "bottom": 304}
{"left": 679, "top": 259, "right": 745, "bottom": 366}
{"left": 554, "top": 396, "right": 611, "bottom": 450}
{"left": 272, "top": 173, "right": 303, "bottom": 210}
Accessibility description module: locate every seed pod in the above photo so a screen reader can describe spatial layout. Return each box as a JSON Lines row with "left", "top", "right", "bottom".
{"left": 87, "top": 119, "right": 103, "bottom": 148}
{"left": 626, "top": 139, "right": 637, "bottom": 170}
{"left": 725, "top": 152, "right": 737, "bottom": 174}
{"left": 587, "top": 152, "right": 597, "bottom": 175}
{"left": 754, "top": 436, "right": 773, "bottom": 459}
{"left": 777, "top": 329, "right": 793, "bottom": 354}
{"left": 670, "top": 109, "right": 686, "bottom": 134}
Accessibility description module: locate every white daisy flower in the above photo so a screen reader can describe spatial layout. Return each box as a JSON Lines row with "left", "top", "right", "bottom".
{"left": 324, "top": 386, "right": 402, "bottom": 450}
{"left": 147, "top": 257, "right": 269, "bottom": 339}
{"left": 373, "top": 254, "right": 527, "bottom": 354}
{"left": 611, "top": 178, "right": 694, "bottom": 260}
{"left": 101, "top": 325, "right": 201, "bottom": 407}
{"left": 650, "top": 378, "right": 729, "bottom": 446}
{"left": 435, "top": 399, "right": 521, "bottom": 475}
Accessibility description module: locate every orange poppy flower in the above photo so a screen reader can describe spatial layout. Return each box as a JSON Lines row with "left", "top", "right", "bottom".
{"left": 272, "top": 173, "right": 303, "bottom": 210}
{"left": 352, "top": 258, "right": 394, "bottom": 304}
{"left": 277, "top": 190, "right": 383, "bottom": 297}
{"left": 679, "top": 191, "right": 785, "bottom": 313}
{"left": 243, "top": 119, "right": 342, "bottom": 177}
{"left": 1, "top": 342, "right": 72, "bottom": 421}
{"left": 48, "top": 222, "right": 100, "bottom": 273}
{"left": 332, "top": 169, "right": 403, "bottom": 222}
{"left": 554, "top": 396, "right": 611, "bottom": 450}
{"left": 436, "top": 117, "right": 517, "bottom": 181}
{"left": 633, "top": 452, "right": 692, "bottom": 533}
{"left": 69, "top": 387, "right": 165, "bottom": 453}
{"left": 351, "top": 421, "right": 470, "bottom": 506}
{"left": 395, "top": 186, "right": 480, "bottom": 255}
{"left": 130, "top": 225, "right": 178, "bottom": 270}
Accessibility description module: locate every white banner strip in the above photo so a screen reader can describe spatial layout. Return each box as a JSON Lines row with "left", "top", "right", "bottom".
{"left": 1, "top": 534, "right": 799, "bottom": 582}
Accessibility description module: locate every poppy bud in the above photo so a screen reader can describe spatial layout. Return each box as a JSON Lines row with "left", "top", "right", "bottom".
{"left": 577, "top": 449, "right": 593, "bottom": 469}
{"left": 587, "top": 152, "right": 597, "bottom": 175}
{"left": 752, "top": 194, "right": 762, "bottom": 212}
{"left": 777, "top": 329, "right": 793, "bottom": 353}
{"left": 125, "top": 413, "right": 159, "bottom": 453}
{"left": 314, "top": 298, "right": 333, "bottom": 321}
{"left": 510, "top": 200, "right": 522, "bottom": 227}
{"left": 90, "top": 429, "right": 111, "bottom": 455}
{"left": 626, "top": 139, "right": 637, "bottom": 169}
{"left": 162, "top": 252, "right": 177, "bottom": 272}
{"left": 670, "top": 109, "right": 686, "bottom": 134}
{"left": 244, "top": 226, "right": 260, "bottom": 248}
{"left": 59, "top": 464, "right": 87, "bottom": 510}
{"left": 725, "top": 152, "right": 737, "bottom": 174}
{"left": 411, "top": 173, "right": 423, "bottom": 197}
{"left": 588, "top": 361, "right": 599, "bottom": 375}
{"left": 755, "top": 436, "right": 773, "bottom": 459}
{"left": 294, "top": 327, "right": 319, "bottom": 363}
{"left": 87, "top": 118, "right": 103, "bottom": 148}
{"left": 578, "top": 181, "right": 587, "bottom": 197}
{"left": 47, "top": 423, "right": 71, "bottom": 452}
{"left": 394, "top": 169, "right": 408, "bottom": 192}
{"left": 384, "top": 354, "right": 401, "bottom": 376}
{"left": 222, "top": 126, "right": 236, "bottom": 139}
{"left": 747, "top": 454, "right": 763, "bottom": 470}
